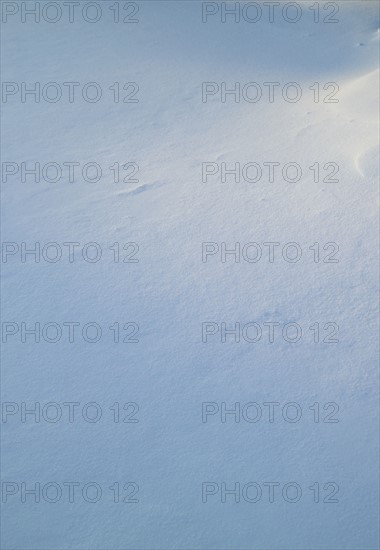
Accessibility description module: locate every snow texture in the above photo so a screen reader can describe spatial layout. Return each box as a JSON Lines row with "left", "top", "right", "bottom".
{"left": 1, "top": 0, "right": 379, "bottom": 548}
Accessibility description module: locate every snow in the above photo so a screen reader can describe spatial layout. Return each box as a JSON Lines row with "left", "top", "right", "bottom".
{"left": 1, "top": 1, "right": 379, "bottom": 548}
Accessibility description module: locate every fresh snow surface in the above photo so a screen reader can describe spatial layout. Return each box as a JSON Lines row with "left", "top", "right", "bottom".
{"left": 1, "top": 1, "right": 379, "bottom": 548}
